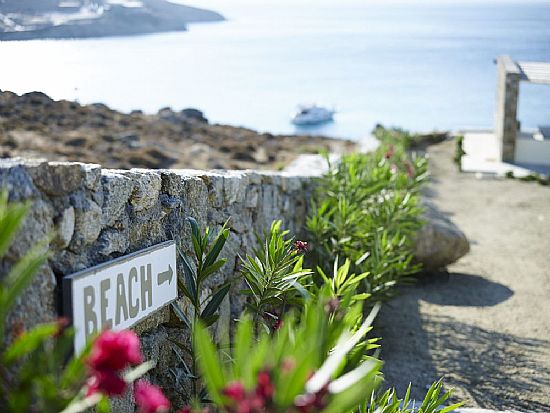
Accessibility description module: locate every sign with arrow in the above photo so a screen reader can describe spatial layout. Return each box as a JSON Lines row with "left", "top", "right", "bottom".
{"left": 63, "top": 241, "right": 177, "bottom": 352}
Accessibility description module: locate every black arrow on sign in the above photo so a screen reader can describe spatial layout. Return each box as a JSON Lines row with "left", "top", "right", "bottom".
{"left": 157, "top": 265, "right": 173, "bottom": 286}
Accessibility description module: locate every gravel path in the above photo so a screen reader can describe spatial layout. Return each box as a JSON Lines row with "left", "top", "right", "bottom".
{"left": 377, "top": 140, "right": 550, "bottom": 412}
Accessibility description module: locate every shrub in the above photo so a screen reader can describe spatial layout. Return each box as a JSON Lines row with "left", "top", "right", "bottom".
{"left": 191, "top": 296, "right": 383, "bottom": 413}
{"left": 307, "top": 144, "right": 427, "bottom": 303}
{"left": 170, "top": 217, "right": 232, "bottom": 401}
{"left": 453, "top": 136, "right": 466, "bottom": 171}
{"left": 240, "top": 220, "right": 312, "bottom": 332}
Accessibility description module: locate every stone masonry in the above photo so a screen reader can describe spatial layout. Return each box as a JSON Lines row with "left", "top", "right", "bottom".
{"left": 0, "top": 156, "right": 470, "bottom": 411}
{"left": 0, "top": 158, "right": 313, "bottom": 411}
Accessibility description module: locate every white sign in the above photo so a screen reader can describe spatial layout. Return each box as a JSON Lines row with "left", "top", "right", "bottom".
{"left": 63, "top": 241, "right": 177, "bottom": 352}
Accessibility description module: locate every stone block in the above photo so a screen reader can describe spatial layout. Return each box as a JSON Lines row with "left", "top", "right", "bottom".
{"left": 54, "top": 206, "right": 75, "bottom": 249}
{"left": 69, "top": 193, "right": 102, "bottom": 250}
{"left": 0, "top": 159, "right": 40, "bottom": 200}
{"left": 27, "top": 161, "right": 84, "bottom": 196}
{"left": 124, "top": 169, "right": 162, "bottom": 212}
{"left": 101, "top": 170, "right": 134, "bottom": 226}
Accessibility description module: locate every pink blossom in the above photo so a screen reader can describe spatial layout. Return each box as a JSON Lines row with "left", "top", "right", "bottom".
{"left": 135, "top": 380, "right": 171, "bottom": 413}
{"left": 255, "top": 371, "right": 274, "bottom": 399}
{"left": 223, "top": 381, "right": 246, "bottom": 401}
{"left": 293, "top": 240, "right": 309, "bottom": 254}
{"left": 86, "top": 369, "right": 127, "bottom": 396}
{"left": 88, "top": 330, "right": 143, "bottom": 372}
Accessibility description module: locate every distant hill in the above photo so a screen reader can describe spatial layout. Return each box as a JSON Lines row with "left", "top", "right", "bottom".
{"left": 0, "top": 0, "right": 224, "bottom": 40}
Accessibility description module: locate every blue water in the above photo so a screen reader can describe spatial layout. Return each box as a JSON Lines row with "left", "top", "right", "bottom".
{"left": 1, "top": 0, "right": 549, "bottom": 139}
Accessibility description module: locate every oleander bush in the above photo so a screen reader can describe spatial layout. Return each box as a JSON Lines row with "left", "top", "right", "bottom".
{"left": 190, "top": 296, "right": 384, "bottom": 413}
{"left": 307, "top": 141, "right": 427, "bottom": 304}
{"left": 240, "top": 220, "right": 312, "bottom": 332}
{"left": 169, "top": 217, "right": 232, "bottom": 401}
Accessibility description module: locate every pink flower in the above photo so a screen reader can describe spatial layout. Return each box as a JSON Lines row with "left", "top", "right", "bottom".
{"left": 86, "top": 369, "right": 127, "bottom": 396}
{"left": 222, "top": 381, "right": 246, "bottom": 401}
{"left": 88, "top": 330, "right": 143, "bottom": 372}
{"left": 293, "top": 241, "right": 309, "bottom": 254}
{"left": 273, "top": 318, "right": 284, "bottom": 331}
{"left": 135, "top": 380, "right": 170, "bottom": 413}
{"left": 294, "top": 384, "right": 329, "bottom": 412}
{"left": 255, "top": 371, "right": 274, "bottom": 400}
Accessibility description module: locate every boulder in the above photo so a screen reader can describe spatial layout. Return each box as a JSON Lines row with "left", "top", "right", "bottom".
{"left": 181, "top": 108, "right": 207, "bottom": 123}
{"left": 414, "top": 200, "right": 470, "bottom": 270}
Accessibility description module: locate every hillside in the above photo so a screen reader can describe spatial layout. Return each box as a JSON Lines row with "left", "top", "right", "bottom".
{"left": 0, "top": 90, "right": 355, "bottom": 170}
{"left": 0, "top": 0, "right": 224, "bottom": 40}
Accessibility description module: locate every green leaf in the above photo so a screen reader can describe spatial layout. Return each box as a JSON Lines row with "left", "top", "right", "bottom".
{"left": 203, "top": 228, "right": 229, "bottom": 271}
{"left": 170, "top": 302, "right": 192, "bottom": 329}
{"left": 194, "top": 322, "right": 226, "bottom": 405}
{"left": 0, "top": 194, "right": 29, "bottom": 258}
{"left": 179, "top": 251, "right": 197, "bottom": 301}
{"left": 199, "top": 258, "right": 227, "bottom": 282}
{"left": 201, "top": 283, "right": 230, "bottom": 319}
{"left": 438, "top": 402, "right": 466, "bottom": 413}
{"left": 0, "top": 243, "right": 47, "bottom": 336}
{"left": 60, "top": 338, "right": 93, "bottom": 388}
{"left": 201, "top": 314, "right": 220, "bottom": 327}
{"left": 95, "top": 396, "right": 111, "bottom": 413}
{"left": 233, "top": 314, "right": 253, "bottom": 383}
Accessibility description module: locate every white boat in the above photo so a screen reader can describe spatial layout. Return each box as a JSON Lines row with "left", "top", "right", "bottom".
{"left": 291, "top": 104, "right": 335, "bottom": 125}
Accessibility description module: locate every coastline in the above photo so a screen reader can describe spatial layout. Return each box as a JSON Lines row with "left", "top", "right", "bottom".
{"left": 0, "top": 0, "right": 224, "bottom": 41}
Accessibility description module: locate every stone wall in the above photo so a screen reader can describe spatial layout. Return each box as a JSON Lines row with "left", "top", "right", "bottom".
{"left": 0, "top": 158, "right": 314, "bottom": 411}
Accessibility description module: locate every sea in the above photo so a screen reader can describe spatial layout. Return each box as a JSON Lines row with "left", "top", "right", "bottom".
{"left": 1, "top": 0, "right": 549, "bottom": 140}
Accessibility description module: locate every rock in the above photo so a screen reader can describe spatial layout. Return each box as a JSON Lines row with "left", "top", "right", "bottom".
{"left": 96, "top": 228, "right": 129, "bottom": 256}
{"left": 0, "top": 159, "right": 40, "bottom": 200}
{"left": 224, "top": 171, "right": 248, "bottom": 205}
{"left": 51, "top": 249, "right": 90, "bottom": 275}
{"left": 124, "top": 170, "right": 161, "bottom": 212}
{"left": 20, "top": 91, "right": 53, "bottom": 106}
{"left": 27, "top": 161, "right": 84, "bottom": 196}
{"left": 5, "top": 264, "right": 57, "bottom": 343}
{"left": 245, "top": 185, "right": 260, "bottom": 208}
{"left": 69, "top": 194, "right": 102, "bottom": 250}
{"left": 180, "top": 108, "right": 207, "bottom": 123}
{"left": 414, "top": 200, "right": 470, "bottom": 271}
{"left": 189, "top": 143, "right": 211, "bottom": 157}
{"left": 118, "top": 132, "right": 140, "bottom": 148}
{"left": 101, "top": 171, "right": 134, "bottom": 226}
{"left": 81, "top": 163, "right": 102, "bottom": 192}
{"left": 195, "top": 171, "right": 225, "bottom": 208}
{"left": 54, "top": 207, "right": 75, "bottom": 249}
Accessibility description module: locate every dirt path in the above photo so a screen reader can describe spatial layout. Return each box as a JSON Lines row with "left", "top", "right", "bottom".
{"left": 377, "top": 140, "right": 550, "bottom": 412}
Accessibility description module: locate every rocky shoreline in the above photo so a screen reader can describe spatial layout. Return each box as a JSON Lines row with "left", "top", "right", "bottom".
{"left": 0, "top": 0, "right": 223, "bottom": 41}
{"left": 0, "top": 90, "right": 355, "bottom": 170}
